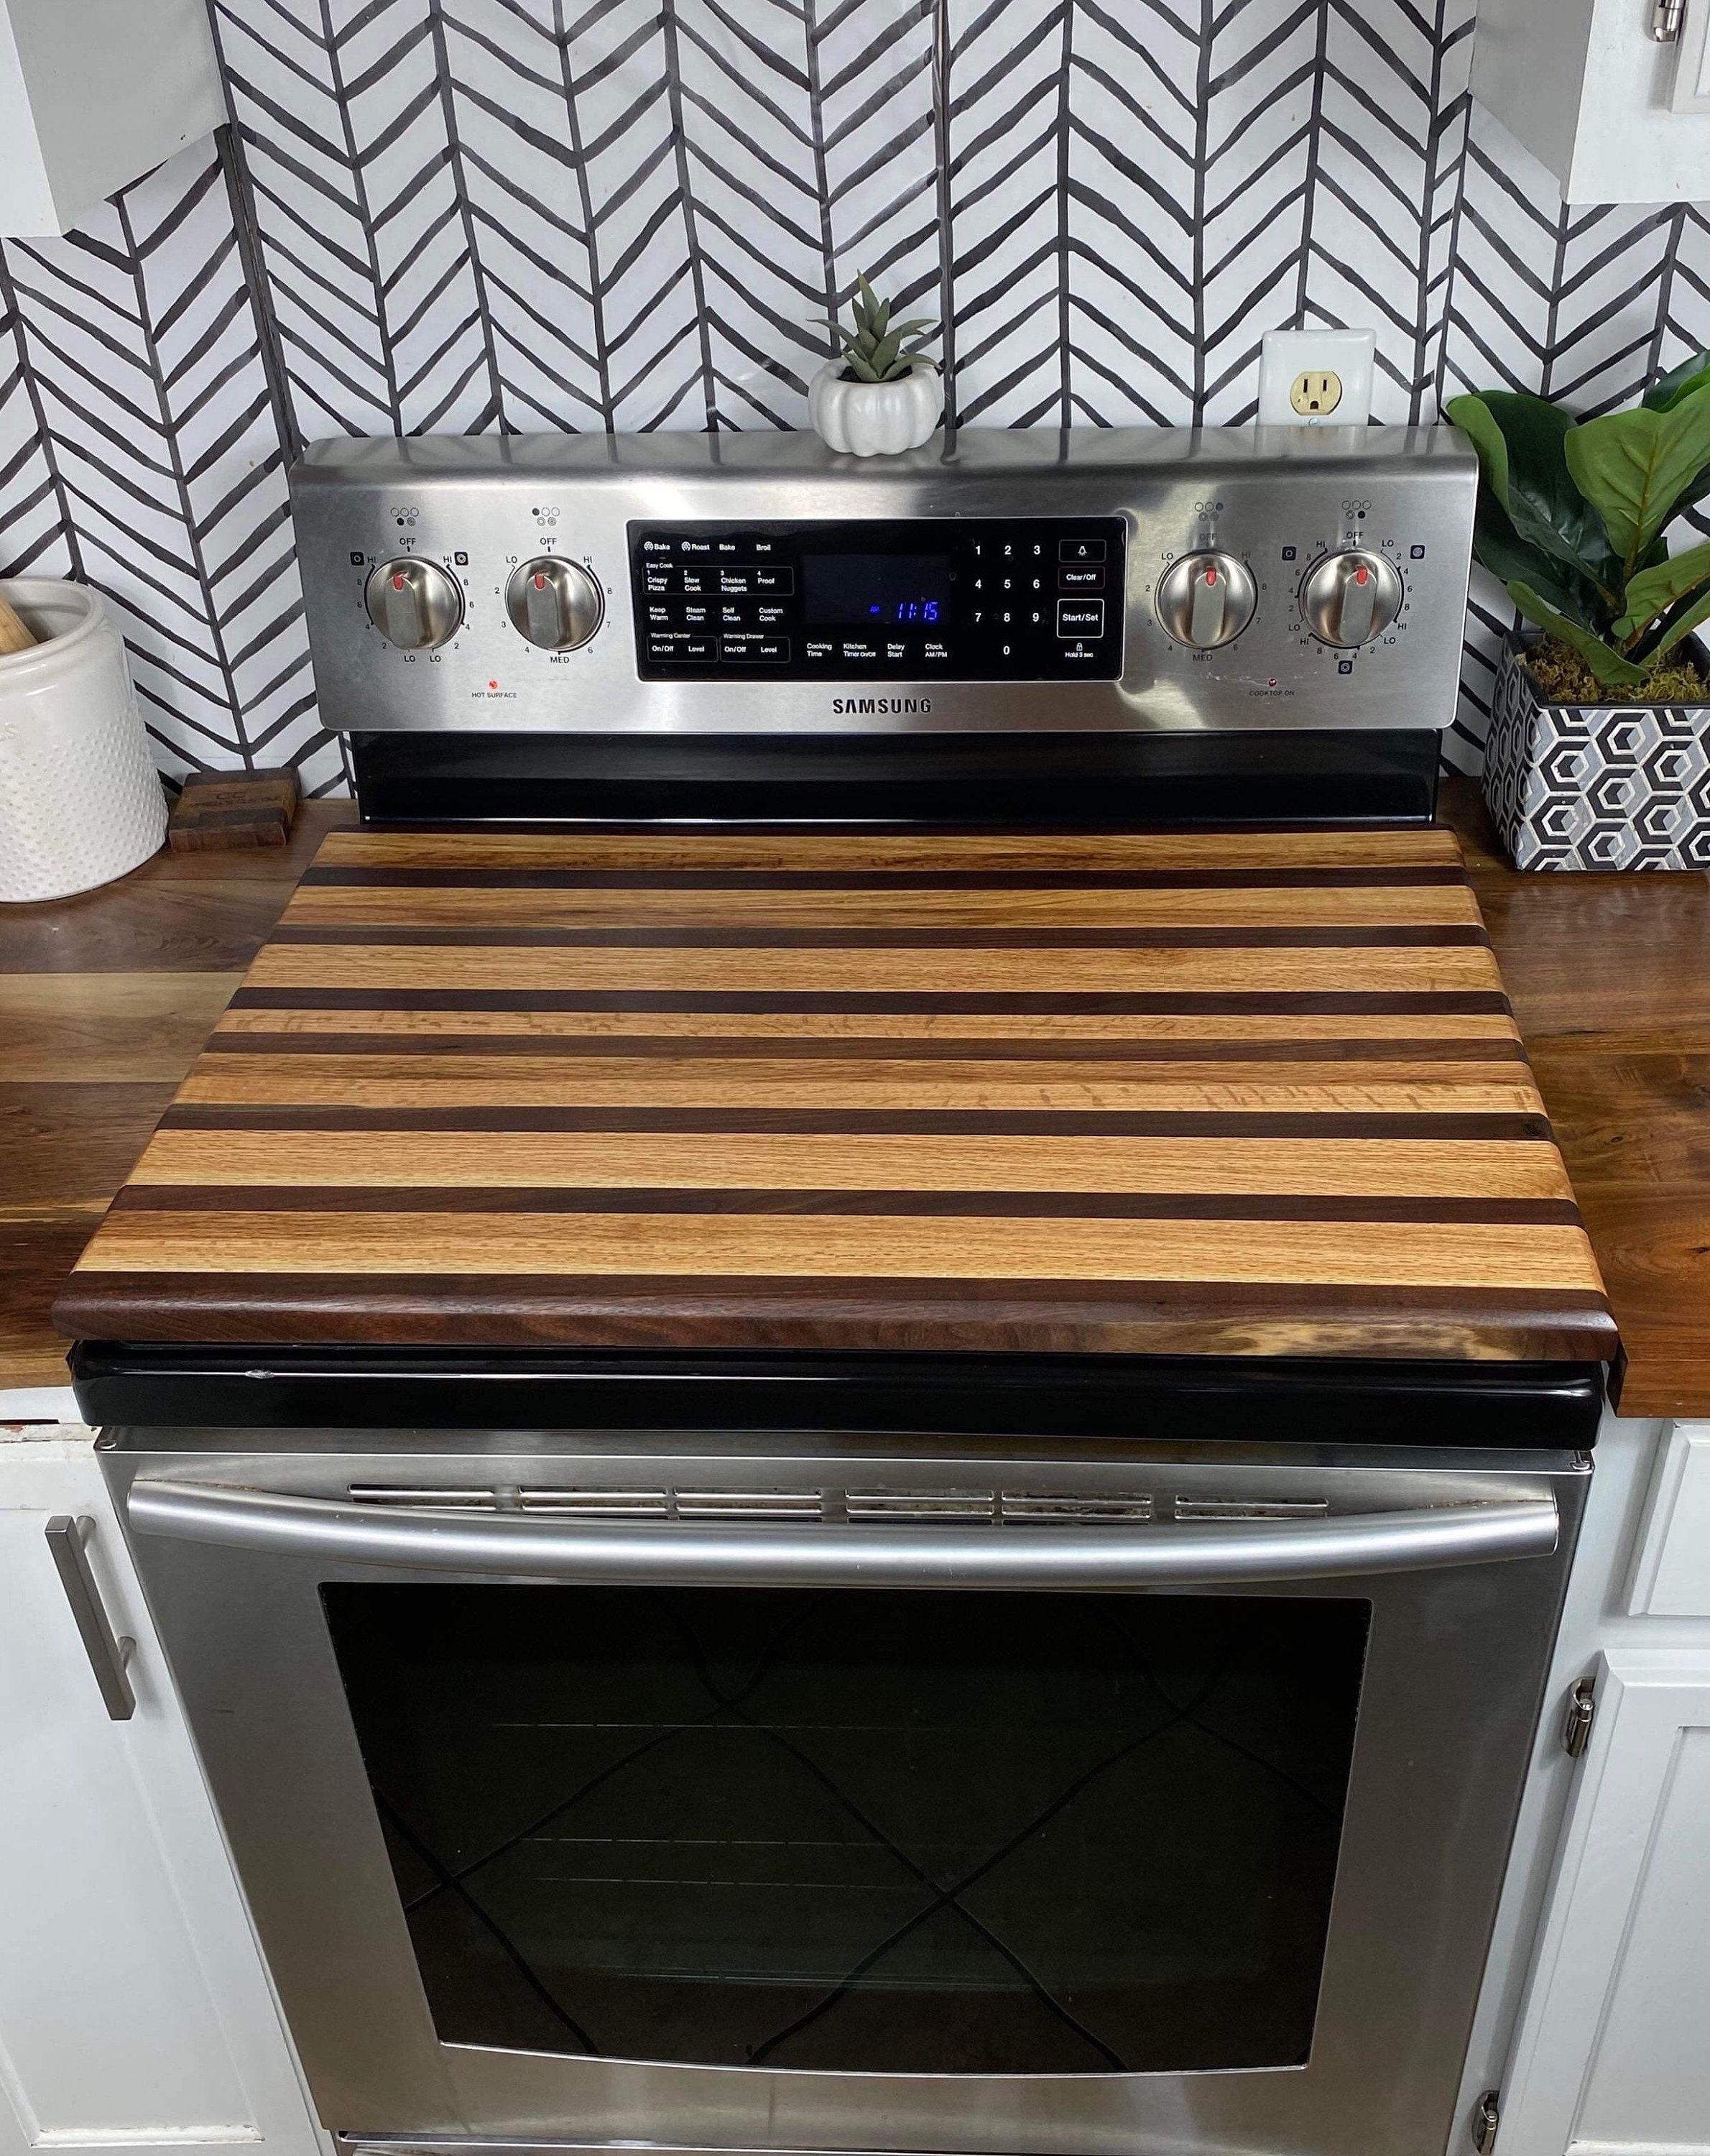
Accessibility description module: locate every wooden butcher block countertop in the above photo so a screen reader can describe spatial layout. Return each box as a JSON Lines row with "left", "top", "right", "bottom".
{"left": 52, "top": 818, "right": 1617, "bottom": 1368}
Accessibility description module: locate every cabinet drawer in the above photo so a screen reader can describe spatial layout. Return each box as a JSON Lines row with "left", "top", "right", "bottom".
{"left": 1627, "top": 1424, "right": 1710, "bottom": 1617}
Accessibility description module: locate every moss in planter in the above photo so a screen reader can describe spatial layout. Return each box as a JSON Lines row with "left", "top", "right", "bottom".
{"left": 1523, "top": 637, "right": 1707, "bottom": 706}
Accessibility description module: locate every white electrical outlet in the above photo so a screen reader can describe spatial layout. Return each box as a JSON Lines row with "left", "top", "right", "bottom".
{"left": 1257, "top": 329, "right": 1376, "bottom": 428}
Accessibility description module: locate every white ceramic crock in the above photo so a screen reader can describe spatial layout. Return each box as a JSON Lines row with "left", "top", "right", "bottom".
{"left": 808, "top": 359, "right": 943, "bottom": 456}
{"left": 0, "top": 579, "right": 166, "bottom": 903}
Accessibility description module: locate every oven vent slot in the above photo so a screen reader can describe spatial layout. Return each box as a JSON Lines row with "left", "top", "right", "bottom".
{"left": 846, "top": 1489, "right": 995, "bottom": 1523}
{"left": 518, "top": 1488, "right": 670, "bottom": 1518}
{"left": 1174, "top": 1497, "right": 1331, "bottom": 1521}
{"left": 347, "top": 1485, "right": 498, "bottom": 1511}
{"left": 675, "top": 1490, "right": 823, "bottom": 1521}
{"left": 1000, "top": 1491, "right": 1155, "bottom": 1523}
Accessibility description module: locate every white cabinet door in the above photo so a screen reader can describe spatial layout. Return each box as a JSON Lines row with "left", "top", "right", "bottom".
{"left": 0, "top": 1434, "right": 325, "bottom": 2156}
{"left": 1472, "top": 0, "right": 1710, "bottom": 203}
{"left": 1497, "top": 1646, "right": 1710, "bottom": 2156}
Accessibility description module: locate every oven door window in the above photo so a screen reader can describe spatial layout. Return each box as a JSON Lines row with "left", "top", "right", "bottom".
{"left": 323, "top": 1585, "right": 1367, "bottom": 2075}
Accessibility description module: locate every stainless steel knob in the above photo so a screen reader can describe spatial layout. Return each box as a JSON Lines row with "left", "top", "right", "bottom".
{"left": 365, "top": 558, "right": 463, "bottom": 650}
{"left": 506, "top": 557, "right": 604, "bottom": 650}
{"left": 1300, "top": 548, "right": 1403, "bottom": 648}
{"left": 1155, "top": 552, "right": 1257, "bottom": 648}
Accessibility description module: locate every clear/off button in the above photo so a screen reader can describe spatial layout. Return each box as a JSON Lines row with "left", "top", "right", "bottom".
{"left": 1058, "top": 599, "right": 1104, "bottom": 637}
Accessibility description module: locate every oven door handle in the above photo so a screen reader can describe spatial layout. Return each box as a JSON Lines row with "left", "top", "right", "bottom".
{"left": 124, "top": 1480, "right": 1558, "bottom": 1585}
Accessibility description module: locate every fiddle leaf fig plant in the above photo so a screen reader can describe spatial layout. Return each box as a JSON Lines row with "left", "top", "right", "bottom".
{"left": 1446, "top": 359, "right": 1710, "bottom": 691}
{"left": 814, "top": 272, "right": 936, "bottom": 383}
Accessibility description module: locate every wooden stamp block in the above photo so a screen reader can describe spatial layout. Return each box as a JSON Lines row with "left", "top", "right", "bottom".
{"left": 167, "top": 770, "right": 302, "bottom": 852}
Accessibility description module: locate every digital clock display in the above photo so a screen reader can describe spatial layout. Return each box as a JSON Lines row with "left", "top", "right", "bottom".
{"left": 802, "top": 553, "right": 951, "bottom": 627}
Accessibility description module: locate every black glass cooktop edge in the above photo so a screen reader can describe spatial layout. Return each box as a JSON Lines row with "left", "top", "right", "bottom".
{"left": 71, "top": 1343, "right": 1602, "bottom": 1446}
{"left": 349, "top": 728, "right": 1442, "bottom": 827}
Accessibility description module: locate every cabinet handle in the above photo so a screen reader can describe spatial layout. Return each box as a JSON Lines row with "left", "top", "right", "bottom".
{"left": 45, "top": 1516, "right": 136, "bottom": 1720}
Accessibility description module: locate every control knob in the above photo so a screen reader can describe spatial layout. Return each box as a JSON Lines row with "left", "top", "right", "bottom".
{"left": 1155, "top": 552, "right": 1257, "bottom": 649}
{"left": 506, "top": 557, "right": 604, "bottom": 650}
{"left": 365, "top": 558, "right": 463, "bottom": 650}
{"left": 1300, "top": 548, "right": 1403, "bottom": 648}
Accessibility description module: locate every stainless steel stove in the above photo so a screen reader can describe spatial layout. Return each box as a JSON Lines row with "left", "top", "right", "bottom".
{"left": 290, "top": 425, "right": 1476, "bottom": 823}
{"left": 85, "top": 424, "right": 1601, "bottom": 2156}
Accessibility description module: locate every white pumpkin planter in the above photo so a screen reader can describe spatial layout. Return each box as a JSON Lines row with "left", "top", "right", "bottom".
{"left": 808, "top": 359, "right": 942, "bottom": 457}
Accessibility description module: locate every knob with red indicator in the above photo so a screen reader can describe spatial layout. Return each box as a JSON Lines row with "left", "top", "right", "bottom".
{"left": 1154, "top": 550, "right": 1257, "bottom": 649}
{"left": 1299, "top": 548, "right": 1403, "bottom": 648}
{"left": 505, "top": 557, "right": 603, "bottom": 650}
{"left": 364, "top": 558, "right": 463, "bottom": 650}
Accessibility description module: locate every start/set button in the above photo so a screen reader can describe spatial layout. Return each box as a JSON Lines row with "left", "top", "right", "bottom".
{"left": 1057, "top": 599, "right": 1105, "bottom": 637}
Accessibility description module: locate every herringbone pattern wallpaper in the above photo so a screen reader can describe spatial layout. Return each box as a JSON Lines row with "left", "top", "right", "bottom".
{"left": 3, "top": 0, "right": 1708, "bottom": 783}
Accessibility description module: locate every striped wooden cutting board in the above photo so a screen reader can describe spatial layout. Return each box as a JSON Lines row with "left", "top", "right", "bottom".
{"left": 56, "top": 823, "right": 1617, "bottom": 1365}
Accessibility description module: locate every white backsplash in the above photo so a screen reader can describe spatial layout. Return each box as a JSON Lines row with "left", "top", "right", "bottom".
{"left": 1, "top": 0, "right": 1706, "bottom": 792}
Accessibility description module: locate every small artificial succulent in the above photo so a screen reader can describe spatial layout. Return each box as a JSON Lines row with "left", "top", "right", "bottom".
{"left": 816, "top": 272, "right": 937, "bottom": 384}
{"left": 1446, "top": 357, "right": 1710, "bottom": 689}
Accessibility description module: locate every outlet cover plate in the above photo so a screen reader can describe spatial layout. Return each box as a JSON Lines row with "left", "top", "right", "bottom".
{"left": 1257, "top": 329, "right": 1377, "bottom": 427}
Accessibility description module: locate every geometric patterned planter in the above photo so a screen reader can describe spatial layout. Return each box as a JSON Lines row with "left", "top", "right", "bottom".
{"left": 1483, "top": 634, "right": 1710, "bottom": 870}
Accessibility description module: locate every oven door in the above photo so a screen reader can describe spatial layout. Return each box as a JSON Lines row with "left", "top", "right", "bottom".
{"left": 107, "top": 1435, "right": 1585, "bottom": 2156}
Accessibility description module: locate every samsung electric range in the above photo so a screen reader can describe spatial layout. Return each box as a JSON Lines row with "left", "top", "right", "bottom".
{"left": 64, "top": 428, "right": 1612, "bottom": 2156}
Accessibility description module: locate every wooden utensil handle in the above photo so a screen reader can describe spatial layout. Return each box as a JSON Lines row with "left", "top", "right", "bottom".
{"left": 0, "top": 595, "right": 37, "bottom": 655}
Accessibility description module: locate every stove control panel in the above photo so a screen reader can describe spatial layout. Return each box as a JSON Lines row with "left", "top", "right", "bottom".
{"left": 292, "top": 426, "right": 1479, "bottom": 737}
{"left": 632, "top": 518, "right": 1127, "bottom": 681}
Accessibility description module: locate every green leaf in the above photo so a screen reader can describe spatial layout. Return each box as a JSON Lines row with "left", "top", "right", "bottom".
{"left": 872, "top": 296, "right": 890, "bottom": 342}
{"left": 1638, "top": 580, "right": 1710, "bottom": 665}
{"left": 1446, "top": 391, "right": 1620, "bottom": 603}
{"left": 1645, "top": 351, "right": 1710, "bottom": 410}
{"left": 1507, "top": 582, "right": 1650, "bottom": 686}
{"left": 1470, "top": 489, "right": 1604, "bottom": 625}
{"left": 1617, "top": 540, "right": 1710, "bottom": 636}
{"left": 1563, "top": 387, "right": 1710, "bottom": 573}
{"left": 869, "top": 330, "right": 903, "bottom": 377}
{"left": 844, "top": 352, "right": 881, "bottom": 383}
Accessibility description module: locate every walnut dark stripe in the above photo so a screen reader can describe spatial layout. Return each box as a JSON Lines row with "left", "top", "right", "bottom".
{"left": 53, "top": 1271, "right": 1619, "bottom": 1362}
{"left": 267, "top": 923, "right": 1494, "bottom": 951}
{"left": 226, "top": 987, "right": 1517, "bottom": 1015}
{"left": 107, "top": 1186, "right": 1586, "bottom": 1225}
{"left": 203, "top": 1031, "right": 1532, "bottom": 1064}
{"left": 155, "top": 1105, "right": 1558, "bottom": 1141}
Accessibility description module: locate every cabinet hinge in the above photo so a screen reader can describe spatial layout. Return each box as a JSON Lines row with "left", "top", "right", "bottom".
{"left": 1562, "top": 1674, "right": 1597, "bottom": 1759}
{"left": 1473, "top": 2090, "right": 1500, "bottom": 2155}
{"left": 1653, "top": 0, "right": 1687, "bottom": 41}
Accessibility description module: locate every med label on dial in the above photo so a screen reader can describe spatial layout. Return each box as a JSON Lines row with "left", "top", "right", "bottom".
{"left": 505, "top": 558, "right": 604, "bottom": 651}
{"left": 1155, "top": 552, "right": 1257, "bottom": 650}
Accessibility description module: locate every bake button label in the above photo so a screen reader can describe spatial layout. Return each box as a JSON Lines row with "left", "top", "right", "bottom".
{"left": 1057, "top": 599, "right": 1105, "bottom": 637}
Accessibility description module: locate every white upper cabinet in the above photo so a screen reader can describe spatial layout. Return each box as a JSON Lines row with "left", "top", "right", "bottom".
{"left": 0, "top": 0, "right": 226, "bottom": 239}
{"left": 1474, "top": 0, "right": 1710, "bottom": 203}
